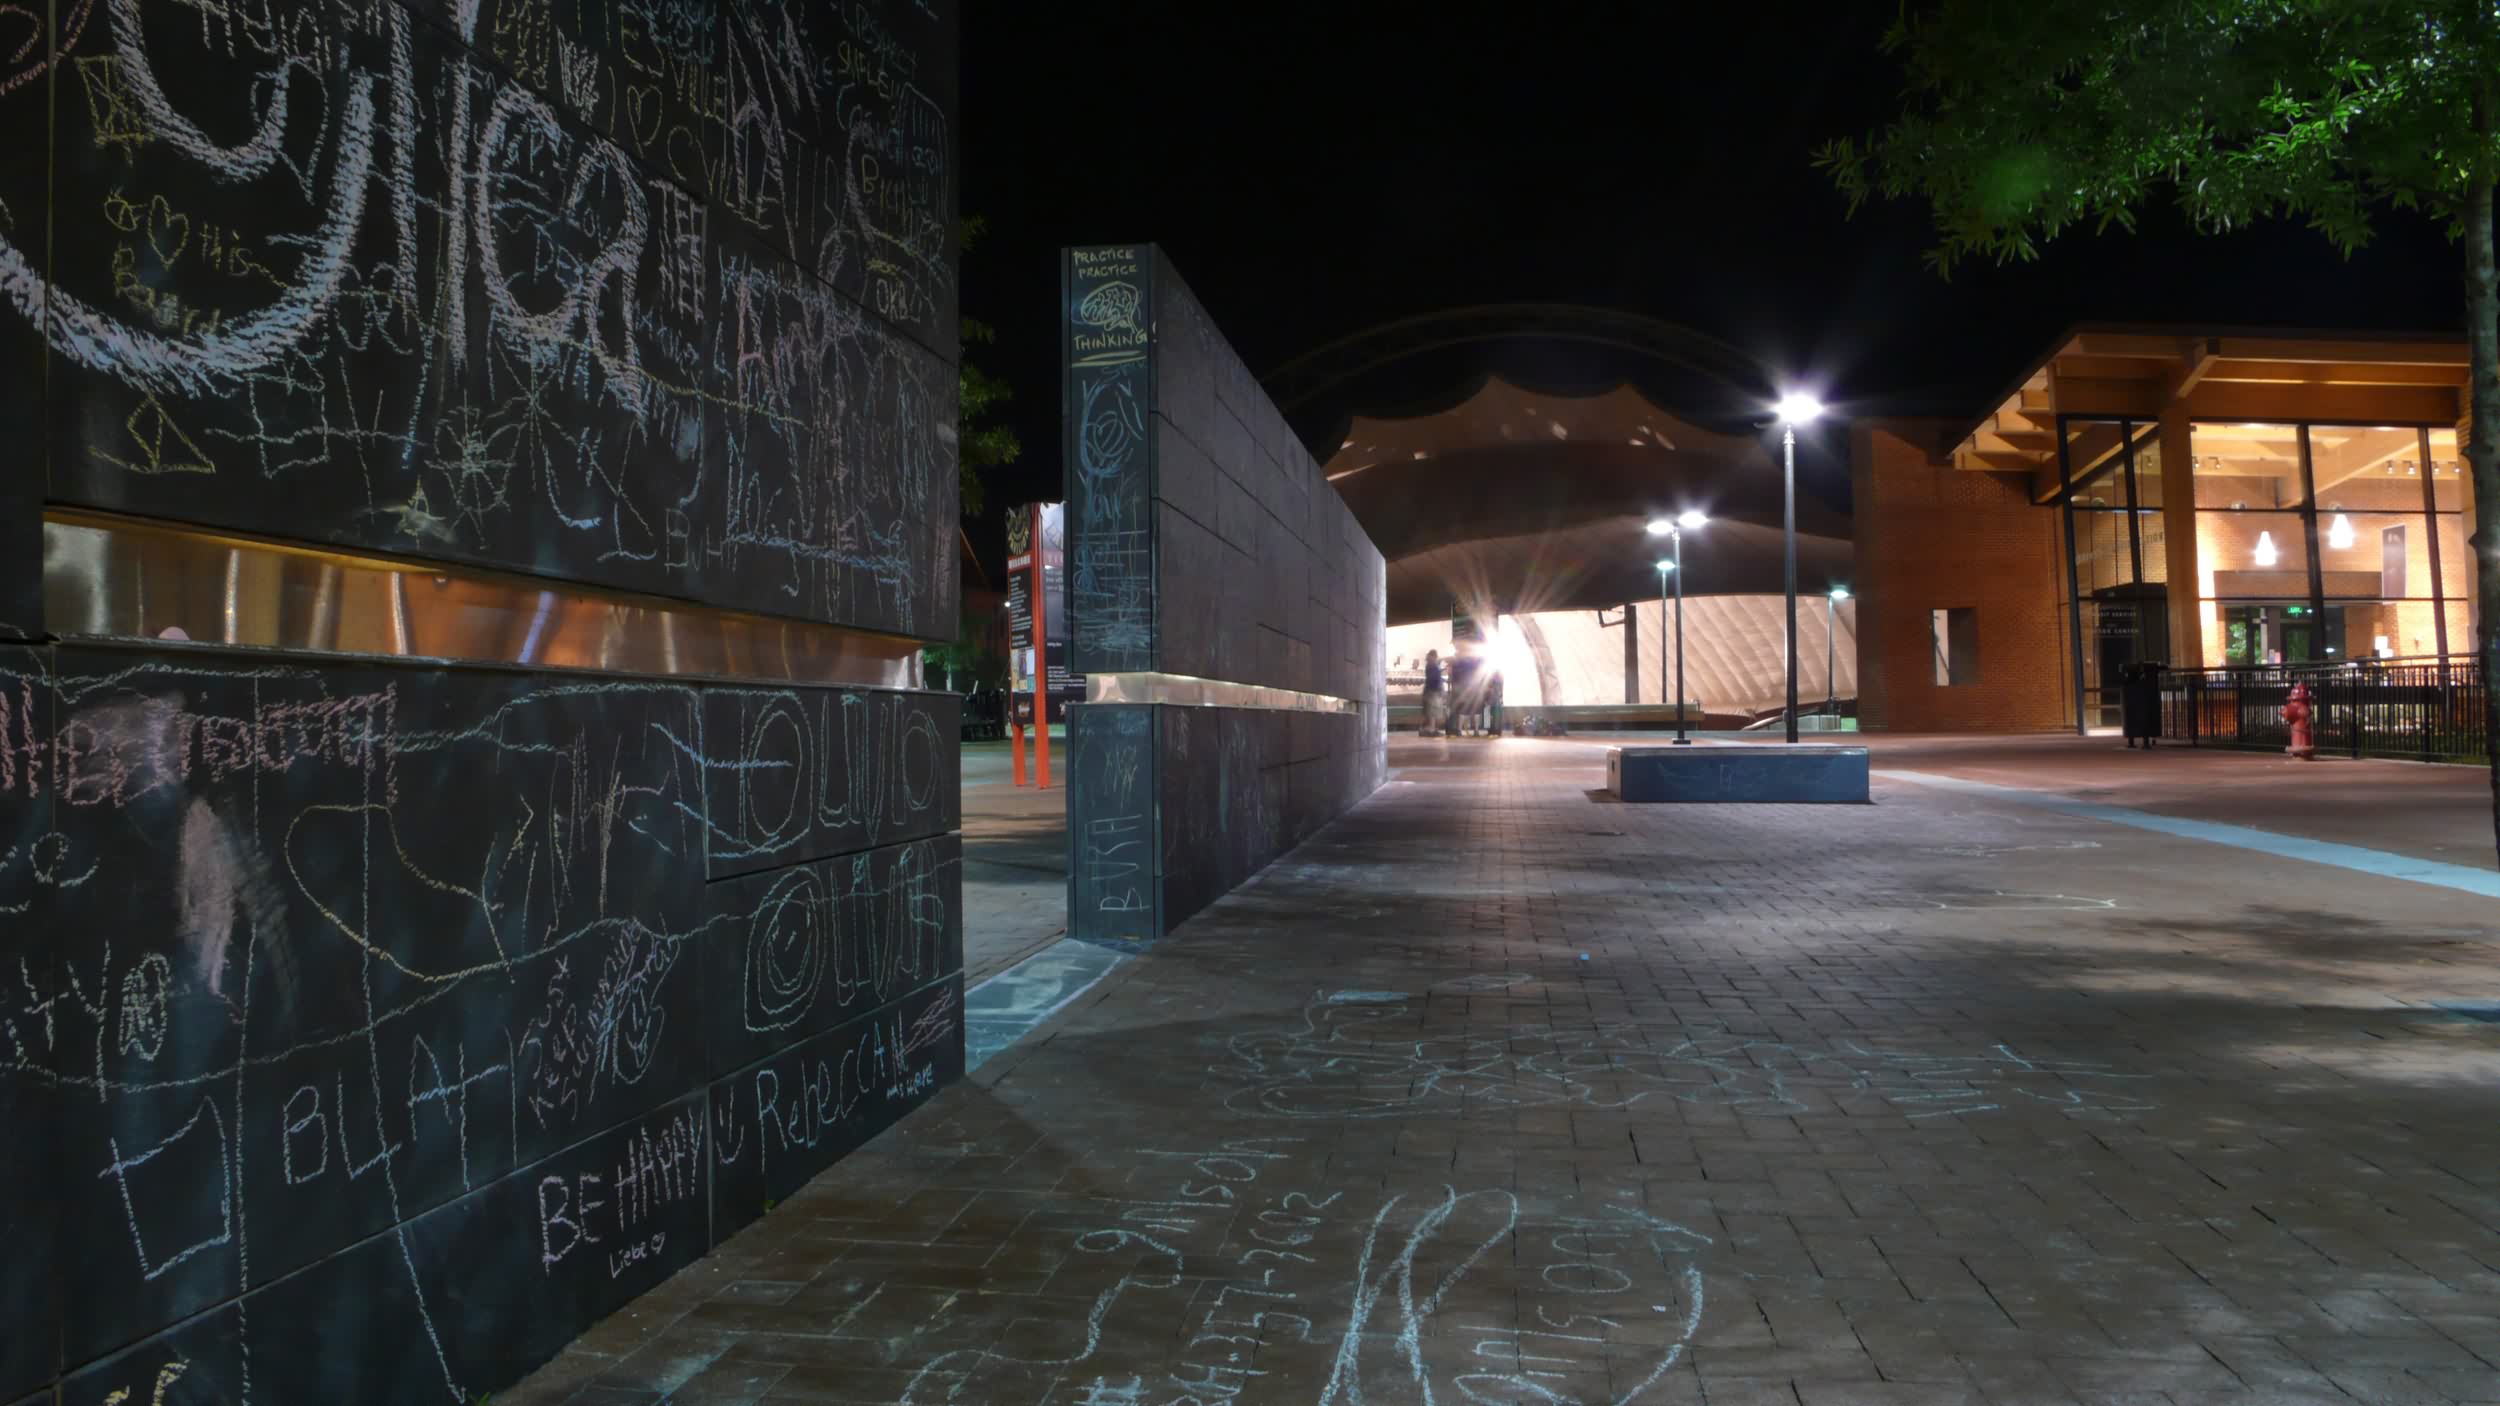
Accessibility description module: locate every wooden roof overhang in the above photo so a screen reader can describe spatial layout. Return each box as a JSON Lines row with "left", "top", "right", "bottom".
{"left": 1944, "top": 327, "right": 2468, "bottom": 503}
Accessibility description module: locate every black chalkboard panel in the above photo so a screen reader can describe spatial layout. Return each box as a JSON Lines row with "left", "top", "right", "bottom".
{"left": 708, "top": 973, "right": 960, "bottom": 1231}
{"left": 701, "top": 227, "right": 961, "bottom": 637}
{"left": 1063, "top": 246, "right": 1157, "bottom": 675}
{"left": 0, "top": 646, "right": 57, "bottom": 1397}
{"left": 721, "top": 0, "right": 957, "bottom": 356}
{"left": 56, "top": 1089, "right": 713, "bottom": 1406}
{"left": 417, "top": 0, "right": 727, "bottom": 210}
{"left": 701, "top": 684, "right": 959, "bottom": 878}
{"left": 0, "top": 3, "right": 45, "bottom": 641}
{"left": 30, "top": 0, "right": 958, "bottom": 641}
{"left": 43, "top": 648, "right": 713, "bottom": 1363}
{"left": 702, "top": 832, "right": 962, "bottom": 1077}
{"left": 1065, "top": 703, "right": 1157, "bottom": 946}
{"left": 40, "top": 3, "right": 706, "bottom": 603}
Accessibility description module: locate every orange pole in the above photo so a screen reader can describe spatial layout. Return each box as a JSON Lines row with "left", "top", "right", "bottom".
{"left": 1034, "top": 507, "right": 1052, "bottom": 789}
{"left": 1011, "top": 711, "right": 1026, "bottom": 785}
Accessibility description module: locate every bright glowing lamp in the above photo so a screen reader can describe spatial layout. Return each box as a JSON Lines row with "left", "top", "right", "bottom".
{"left": 1646, "top": 517, "right": 1675, "bottom": 535}
{"left": 1655, "top": 559, "right": 1675, "bottom": 573}
{"left": 1773, "top": 392, "right": 1824, "bottom": 425}
{"left": 2327, "top": 513, "right": 2355, "bottom": 549}
{"left": 1676, "top": 509, "right": 1709, "bottom": 529}
{"left": 2253, "top": 531, "right": 2280, "bottom": 567}
{"left": 1830, "top": 585, "right": 1850, "bottom": 601}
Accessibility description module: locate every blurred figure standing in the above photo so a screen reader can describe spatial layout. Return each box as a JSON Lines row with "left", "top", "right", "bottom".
{"left": 1449, "top": 649, "right": 1482, "bottom": 736}
{"left": 1421, "top": 649, "right": 1447, "bottom": 737}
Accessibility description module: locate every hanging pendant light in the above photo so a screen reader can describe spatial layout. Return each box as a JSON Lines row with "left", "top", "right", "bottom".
{"left": 2327, "top": 513, "right": 2355, "bottom": 549}
{"left": 2253, "top": 531, "right": 2280, "bottom": 567}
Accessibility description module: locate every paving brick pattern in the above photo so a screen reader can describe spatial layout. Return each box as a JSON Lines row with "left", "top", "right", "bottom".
{"left": 505, "top": 739, "right": 2500, "bottom": 1406}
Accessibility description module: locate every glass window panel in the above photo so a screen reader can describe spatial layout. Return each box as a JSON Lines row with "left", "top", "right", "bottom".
{"left": 2426, "top": 428, "right": 2467, "bottom": 510}
{"left": 2138, "top": 507, "right": 2168, "bottom": 585}
{"left": 2442, "top": 599, "right": 2477, "bottom": 658}
{"left": 2066, "top": 421, "right": 2129, "bottom": 503}
{"left": 2205, "top": 602, "right": 2325, "bottom": 666}
{"left": 2129, "top": 424, "right": 2168, "bottom": 583}
{"left": 2317, "top": 511, "right": 2433, "bottom": 599}
{"left": 2307, "top": 426, "right": 2430, "bottom": 511}
{"left": 2435, "top": 513, "right": 2475, "bottom": 601}
{"left": 2190, "top": 423, "right": 2306, "bottom": 508}
{"left": 2329, "top": 599, "right": 2449, "bottom": 660}
{"left": 2073, "top": 507, "right": 2135, "bottom": 593}
{"left": 2195, "top": 508, "right": 2310, "bottom": 597}
{"left": 2130, "top": 423, "right": 2163, "bottom": 509}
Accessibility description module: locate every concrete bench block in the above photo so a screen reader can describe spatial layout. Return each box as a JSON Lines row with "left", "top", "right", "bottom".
{"left": 1607, "top": 743, "right": 1871, "bottom": 804}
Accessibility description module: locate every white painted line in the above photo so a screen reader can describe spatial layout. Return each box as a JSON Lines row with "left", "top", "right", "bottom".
{"left": 1882, "top": 769, "right": 2500, "bottom": 900}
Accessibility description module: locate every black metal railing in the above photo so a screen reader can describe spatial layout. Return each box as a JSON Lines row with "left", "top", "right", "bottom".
{"left": 2157, "top": 655, "right": 2489, "bottom": 764}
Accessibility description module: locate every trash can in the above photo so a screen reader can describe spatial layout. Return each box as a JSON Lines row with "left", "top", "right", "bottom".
{"left": 2120, "top": 662, "right": 2163, "bottom": 748}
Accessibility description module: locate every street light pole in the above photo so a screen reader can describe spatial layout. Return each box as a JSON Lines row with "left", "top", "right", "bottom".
{"left": 1783, "top": 423, "right": 1799, "bottom": 744}
{"left": 1648, "top": 509, "right": 1708, "bottom": 746}
{"left": 1772, "top": 393, "right": 1824, "bottom": 745}
{"left": 1673, "top": 528, "right": 1690, "bottom": 744}
{"left": 1824, "top": 586, "right": 1847, "bottom": 719}
{"left": 1656, "top": 560, "right": 1672, "bottom": 735}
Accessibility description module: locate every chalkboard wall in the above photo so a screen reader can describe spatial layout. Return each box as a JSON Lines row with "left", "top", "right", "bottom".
{"left": 0, "top": 0, "right": 964, "bottom": 1396}
{"left": 1062, "top": 246, "right": 1388, "bottom": 946}
{"left": 12, "top": 0, "right": 959, "bottom": 641}
{"left": 0, "top": 644, "right": 963, "bottom": 1403}
{"left": 1066, "top": 703, "right": 1383, "bottom": 945}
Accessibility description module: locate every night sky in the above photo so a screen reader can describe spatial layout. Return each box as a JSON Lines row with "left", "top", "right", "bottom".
{"left": 956, "top": 3, "right": 2465, "bottom": 578}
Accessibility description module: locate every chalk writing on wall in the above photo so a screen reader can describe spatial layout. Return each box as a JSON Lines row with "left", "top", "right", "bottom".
{"left": 14, "top": 0, "right": 958, "bottom": 637}
{"left": 1067, "top": 704, "right": 1155, "bottom": 944}
{"left": 0, "top": 647, "right": 964, "bottom": 1403}
{"left": 1063, "top": 245, "right": 1155, "bottom": 672}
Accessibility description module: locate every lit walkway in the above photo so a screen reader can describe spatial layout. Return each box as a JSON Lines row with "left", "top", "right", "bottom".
{"left": 511, "top": 737, "right": 2500, "bottom": 1406}
{"left": 959, "top": 739, "right": 1069, "bottom": 985}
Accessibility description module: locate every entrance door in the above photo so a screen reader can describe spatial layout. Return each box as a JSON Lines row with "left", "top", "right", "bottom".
{"left": 2219, "top": 603, "right": 2319, "bottom": 665}
{"left": 2084, "top": 583, "right": 2168, "bottom": 727}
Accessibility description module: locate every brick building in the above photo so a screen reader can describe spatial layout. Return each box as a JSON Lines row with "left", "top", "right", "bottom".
{"left": 1854, "top": 328, "right": 2479, "bottom": 732}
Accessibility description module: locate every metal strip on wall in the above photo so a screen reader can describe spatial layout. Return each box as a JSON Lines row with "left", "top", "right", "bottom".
{"left": 1085, "top": 672, "right": 1360, "bottom": 713}
{"left": 41, "top": 511, "right": 925, "bottom": 688}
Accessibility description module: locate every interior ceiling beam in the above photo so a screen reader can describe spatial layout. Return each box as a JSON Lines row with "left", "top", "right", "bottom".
{"left": 2308, "top": 426, "right": 2421, "bottom": 495}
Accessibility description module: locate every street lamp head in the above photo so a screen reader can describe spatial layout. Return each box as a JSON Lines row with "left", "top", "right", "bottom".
{"left": 1645, "top": 517, "right": 1675, "bottom": 536}
{"left": 1773, "top": 391, "right": 1825, "bottom": 425}
{"left": 1655, "top": 559, "right": 1675, "bottom": 573}
{"left": 1676, "top": 509, "right": 1708, "bottom": 530}
{"left": 1829, "top": 585, "right": 1850, "bottom": 601}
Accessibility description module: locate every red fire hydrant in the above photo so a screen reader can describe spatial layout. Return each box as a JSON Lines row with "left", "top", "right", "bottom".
{"left": 2284, "top": 682, "right": 2316, "bottom": 760}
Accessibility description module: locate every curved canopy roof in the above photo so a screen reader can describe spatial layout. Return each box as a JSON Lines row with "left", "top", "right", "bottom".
{"left": 1324, "top": 377, "right": 1851, "bottom": 625}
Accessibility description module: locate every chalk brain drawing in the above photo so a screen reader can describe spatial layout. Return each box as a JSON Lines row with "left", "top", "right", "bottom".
{"left": 1075, "top": 280, "right": 1144, "bottom": 338}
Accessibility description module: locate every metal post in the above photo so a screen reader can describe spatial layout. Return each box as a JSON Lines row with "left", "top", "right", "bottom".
{"left": 1673, "top": 530, "right": 1691, "bottom": 744}
{"left": 1655, "top": 571, "right": 1668, "bottom": 723}
{"left": 1825, "top": 593, "right": 1837, "bottom": 718}
{"left": 1033, "top": 510, "right": 1052, "bottom": 789}
{"left": 1783, "top": 424, "right": 1799, "bottom": 743}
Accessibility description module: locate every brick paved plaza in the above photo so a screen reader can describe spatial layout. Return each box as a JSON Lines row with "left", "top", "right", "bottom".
{"left": 510, "top": 737, "right": 2500, "bottom": 1406}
